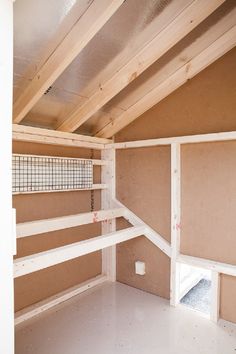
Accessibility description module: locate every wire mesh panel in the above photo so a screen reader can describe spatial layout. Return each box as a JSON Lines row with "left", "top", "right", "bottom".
{"left": 12, "top": 154, "right": 93, "bottom": 194}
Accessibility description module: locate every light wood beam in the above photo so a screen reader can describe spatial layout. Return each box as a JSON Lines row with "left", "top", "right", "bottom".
{"left": 14, "top": 226, "right": 146, "bottom": 278}
{"left": 12, "top": 124, "right": 111, "bottom": 150}
{"left": 97, "top": 24, "right": 236, "bottom": 138}
{"left": 110, "top": 131, "right": 236, "bottom": 150}
{"left": 17, "top": 208, "right": 125, "bottom": 238}
{"left": 13, "top": 0, "right": 124, "bottom": 124}
{"left": 57, "top": 0, "right": 225, "bottom": 133}
{"left": 178, "top": 254, "right": 236, "bottom": 277}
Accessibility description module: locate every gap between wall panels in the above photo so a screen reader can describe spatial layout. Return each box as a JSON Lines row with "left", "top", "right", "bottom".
{"left": 13, "top": 129, "right": 236, "bottom": 327}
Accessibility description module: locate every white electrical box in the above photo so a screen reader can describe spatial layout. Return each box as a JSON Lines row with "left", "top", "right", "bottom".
{"left": 135, "top": 261, "right": 146, "bottom": 275}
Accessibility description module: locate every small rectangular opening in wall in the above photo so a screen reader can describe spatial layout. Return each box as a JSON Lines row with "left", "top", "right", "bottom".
{"left": 12, "top": 154, "right": 93, "bottom": 194}
{"left": 179, "top": 263, "right": 211, "bottom": 316}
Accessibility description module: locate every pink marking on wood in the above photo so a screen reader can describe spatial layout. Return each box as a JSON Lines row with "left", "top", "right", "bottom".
{"left": 93, "top": 212, "right": 98, "bottom": 223}
{"left": 176, "top": 223, "right": 181, "bottom": 231}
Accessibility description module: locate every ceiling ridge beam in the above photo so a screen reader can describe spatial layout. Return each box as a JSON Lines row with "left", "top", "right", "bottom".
{"left": 96, "top": 24, "right": 236, "bottom": 138}
{"left": 13, "top": 0, "right": 125, "bottom": 124}
{"left": 56, "top": 0, "right": 225, "bottom": 133}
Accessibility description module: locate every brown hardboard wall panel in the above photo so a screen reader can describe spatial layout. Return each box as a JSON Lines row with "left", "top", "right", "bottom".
{"left": 115, "top": 47, "right": 236, "bottom": 143}
{"left": 116, "top": 146, "right": 171, "bottom": 299}
{"left": 13, "top": 142, "right": 102, "bottom": 311}
{"left": 220, "top": 274, "right": 236, "bottom": 323}
{"left": 181, "top": 141, "right": 236, "bottom": 265}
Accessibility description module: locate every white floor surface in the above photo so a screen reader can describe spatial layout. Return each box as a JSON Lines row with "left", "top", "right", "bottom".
{"left": 15, "top": 282, "right": 236, "bottom": 354}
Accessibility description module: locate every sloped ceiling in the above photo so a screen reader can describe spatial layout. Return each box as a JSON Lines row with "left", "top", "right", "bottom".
{"left": 13, "top": 0, "right": 236, "bottom": 137}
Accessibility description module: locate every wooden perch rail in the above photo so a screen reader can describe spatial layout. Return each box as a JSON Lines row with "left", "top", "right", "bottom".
{"left": 14, "top": 226, "right": 146, "bottom": 278}
{"left": 17, "top": 208, "right": 125, "bottom": 238}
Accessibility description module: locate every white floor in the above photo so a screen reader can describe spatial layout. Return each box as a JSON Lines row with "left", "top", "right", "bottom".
{"left": 15, "top": 282, "right": 236, "bottom": 354}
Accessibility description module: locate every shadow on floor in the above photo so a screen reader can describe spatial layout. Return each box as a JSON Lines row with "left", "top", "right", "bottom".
{"left": 180, "top": 278, "right": 211, "bottom": 314}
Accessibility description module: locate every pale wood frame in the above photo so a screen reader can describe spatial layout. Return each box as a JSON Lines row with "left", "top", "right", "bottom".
{"left": 13, "top": 124, "right": 111, "bottom": 150}
{"left": 109, "top": 131, "right": 236, "bottom": 149}
{"left": 114, "top": 198, "right": 171, "bottom": 257}
{"left": 16, "top": 208, "right": 125, "bottom": 238}
{"left": 170, "top": 143, "right": 181, "bottom": 306}
{"left": 14, "top": 225, "right": 146, "bottom": 278}
{"left": 101, "top": 148, "right": 117, "bottom": 281}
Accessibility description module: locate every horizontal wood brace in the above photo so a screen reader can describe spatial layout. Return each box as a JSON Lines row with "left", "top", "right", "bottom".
{"left": 13, "top": 153, "right": 109, "bottom": 166}
{"left": 14, "top": 226, "right": 146, "bottom": 278}
{"left": 178, "top": 254, "right": 236, "bottom": 277}
{"left": 12, "top": 124, "right": 111, "bottom": 150}
{"left": 17, "top": 208, "right": 125, "bottom": 238}
{"left": 109, "top": 131, "right": 236, "bottom": 149}
{"left": 13, "top": 184, "right": 107, "bottom": 195}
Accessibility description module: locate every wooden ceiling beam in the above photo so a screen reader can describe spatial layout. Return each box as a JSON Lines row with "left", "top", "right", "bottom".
{"left": 13, "top": 0, "right": 124, "bottom": 124}
{"left": 56, "top": 0, "right": 225, "bottom": 133}
{"left": 96, "top": 25, "right": 236, "bottom": 138}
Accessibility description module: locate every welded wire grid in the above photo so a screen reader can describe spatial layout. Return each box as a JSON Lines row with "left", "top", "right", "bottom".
{"left": 12, "top": 154, "right": 93, "bottom": 193}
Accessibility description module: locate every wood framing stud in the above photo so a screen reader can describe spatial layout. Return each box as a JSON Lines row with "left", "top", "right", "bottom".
{"left": 170, "top": 143, "right": 181, "bottom": 306}
{"left": 210, "top": 271, "right": 220, "bottom": 323}
{"left": 101, "top": 148, "right": 117, "bottom": 281}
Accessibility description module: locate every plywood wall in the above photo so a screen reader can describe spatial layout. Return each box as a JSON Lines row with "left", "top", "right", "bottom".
{"left": 115, "top": 47, "right": 236, "bottom": 322}
{"left": 13, "top": 141, "right": 102, "bottom": 312}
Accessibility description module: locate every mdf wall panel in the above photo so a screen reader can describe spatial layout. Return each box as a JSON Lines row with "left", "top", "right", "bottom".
{"left": 115, "top": 47, "right": 236, "bottom": 143}
{"left": 116, "top": 147, "right": 171, "bottom": 299}
{"left": 220, "top": 275, "right": 236, "bottom": 323}
{"left": 13, "top": 142, "right": 102, "bottom": 311}
{"left": 181, "top": 141, "right": 236, "bottom": 265}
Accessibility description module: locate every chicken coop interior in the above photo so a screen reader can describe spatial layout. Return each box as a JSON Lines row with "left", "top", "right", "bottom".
{"left": 1, "top": 0, "right": 236, "bottom": 353}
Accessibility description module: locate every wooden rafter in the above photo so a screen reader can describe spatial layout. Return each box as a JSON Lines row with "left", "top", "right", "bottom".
{"left": 56, "top": 0, "right": 225, "bottom": 133}
{"left": 97, "top": 24, "right": 236, "bottom": 138}
{"left": 13, "top": 0, "right": 124, "bottom": 124}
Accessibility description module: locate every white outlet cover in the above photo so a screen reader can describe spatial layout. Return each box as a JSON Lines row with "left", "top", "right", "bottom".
{"left": 135, "top": 261, "right": 146, "bottom": 275}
